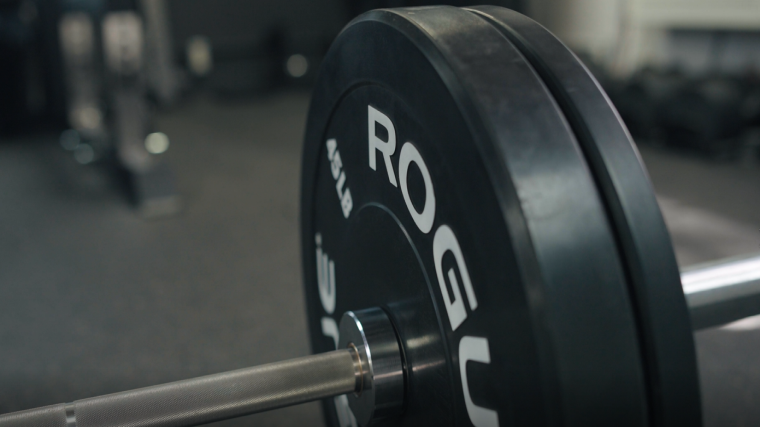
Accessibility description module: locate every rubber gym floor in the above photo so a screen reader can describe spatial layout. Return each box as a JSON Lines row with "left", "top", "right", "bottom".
{"left": 1, "top": 91, "right": 759, "bottom": 426}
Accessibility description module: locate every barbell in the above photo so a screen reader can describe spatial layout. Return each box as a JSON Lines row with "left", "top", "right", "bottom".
{"left": 2, "top": 6, "right": 759, "bottom": 427}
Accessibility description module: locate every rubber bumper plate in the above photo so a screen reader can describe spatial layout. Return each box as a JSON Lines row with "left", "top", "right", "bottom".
{"left": 302, "top": 6, "right": 652, "bottom": 427}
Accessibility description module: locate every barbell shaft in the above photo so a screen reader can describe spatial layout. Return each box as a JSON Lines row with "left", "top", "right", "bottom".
{"left": 683, "top": 252, "right": 760, "bottom": 330}
{"left": 0, "top": 349, "right": 359, "bottom": 427}
{"left": 1, "top": 254, "right": 758, "bottom": 427}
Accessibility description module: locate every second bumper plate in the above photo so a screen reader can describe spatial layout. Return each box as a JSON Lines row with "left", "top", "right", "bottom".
{"left": 468, "top": 6, "right": 701, "bottom": 427}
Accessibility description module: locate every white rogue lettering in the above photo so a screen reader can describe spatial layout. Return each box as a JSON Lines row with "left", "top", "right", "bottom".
{"left": 366, "top": 105, "right": 496, "bottom": 426}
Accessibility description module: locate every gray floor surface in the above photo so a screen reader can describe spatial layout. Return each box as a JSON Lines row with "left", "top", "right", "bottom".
{"left": 1, "top": 92, "right": 759, "bottom": 426}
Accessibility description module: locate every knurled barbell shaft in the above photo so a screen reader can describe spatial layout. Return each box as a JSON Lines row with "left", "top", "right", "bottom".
{"left": 0, "top": 254, "right": 758, "bottom": 427}
{"left": 0, "top": 349, "right": 360, "bottom": 427}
